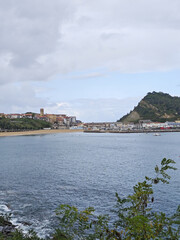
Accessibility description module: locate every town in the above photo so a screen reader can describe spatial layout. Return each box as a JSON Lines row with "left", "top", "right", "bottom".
{"left": 1, "top": 108, "right": 180, "bottom": 133}
{"left": 0, "top": 108, "right": 83, "bottom": 130}
{"left": 84, "top": 120, "right": 180, "bottom": 133}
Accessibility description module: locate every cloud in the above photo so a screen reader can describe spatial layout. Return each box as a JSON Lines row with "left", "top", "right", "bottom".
{"left": 0, "top": 83, "right": 47, "bottom": 113}
{"left": 45, "top": 97, "right": 141, "bottom": 122}
{"left": 1, "top": 0, "right": 180, "bottom": 86}
{"left": 0, "top": 0, "right": 76, "bottom": 84}
{"left": 65, "top": 72, "right": 107, "bottom": 80}
{"left": 0, "top": 83, "right": 140, "bottom": 122}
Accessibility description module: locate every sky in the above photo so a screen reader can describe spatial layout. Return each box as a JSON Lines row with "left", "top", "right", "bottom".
{"left": 0, "top": 0, "right": 180, "bottom": 122}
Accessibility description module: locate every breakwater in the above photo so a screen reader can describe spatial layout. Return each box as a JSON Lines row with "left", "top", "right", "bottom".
{"left": 84, "top": 129, "right": 180, "bottom": 133}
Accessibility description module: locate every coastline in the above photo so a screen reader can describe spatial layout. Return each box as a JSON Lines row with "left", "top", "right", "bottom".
{"left": 1, "top": 128, "right": 180, "bottom": 137}
{"left": 84, "top": 129, "right": 180, "bottom": 133}
{"left": 0, "top": 129, "right": 84, "bottom": 137}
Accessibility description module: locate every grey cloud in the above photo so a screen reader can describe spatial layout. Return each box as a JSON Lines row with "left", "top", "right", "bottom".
{"left": 1, "top": 0, "right": 180, "bottom": 85}
{"left": 0, "top": 83, "right": 47, "bottom": 113}
{"left": 0, "top": 0, "right": 76, "bottom": 83}
{"left": 84, "top": 0, "right": 180, "bottom": 29}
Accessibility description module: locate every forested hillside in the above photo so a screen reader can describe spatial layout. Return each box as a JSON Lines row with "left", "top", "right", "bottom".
{"left": 118, "top": 92, "right": 180, "bottom": 123}
{"left": 0, "top": 118, "right": 51, "bottom": 131}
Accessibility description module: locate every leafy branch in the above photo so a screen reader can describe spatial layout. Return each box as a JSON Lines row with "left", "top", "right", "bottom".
{"left": 54, "top": 158, "right": 179, "bottom": 239}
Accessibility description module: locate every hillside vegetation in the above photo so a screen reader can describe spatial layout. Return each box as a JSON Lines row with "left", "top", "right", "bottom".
{"left": 118, "top": 91, "right": 180, "bottom": 123}
{"left": 0, "top": 118, "right": 51, "bottom": 131}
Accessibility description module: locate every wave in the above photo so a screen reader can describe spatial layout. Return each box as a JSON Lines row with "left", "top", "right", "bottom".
{"left": 0, "top": 203, "right": 53, "bottom": 238}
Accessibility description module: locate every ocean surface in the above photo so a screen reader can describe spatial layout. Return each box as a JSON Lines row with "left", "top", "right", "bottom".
{"left": 0, "top": 132, "right": 180, "bottom": 237}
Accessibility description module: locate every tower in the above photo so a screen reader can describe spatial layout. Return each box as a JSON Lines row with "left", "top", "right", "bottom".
{"left": 40, "top": 108, "right": 44, "bottom": 116}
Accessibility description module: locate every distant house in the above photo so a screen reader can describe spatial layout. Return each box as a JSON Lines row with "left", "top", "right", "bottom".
{"left": 38, "top": 116, "right": 49, "bottom": 121}
{"left": 23, "top": 114, "right": 33, "bottom": 119}
{"left": 166, "top": 122, "right": 180, "bottom": 128}
{"left": 84, "top": 122, "right": 117, "bottom": 130}
{"left": 69, "top": 116, "right": 76, "bottom": 124}
{"left": 7, "top": 114, "right": 21, "bottom": 119}
{"left": 46, "top": 114, "right": 57, "bottom": 123}
{"left": 142, "top": 122, "right": 168, "bottom": 129}
{"left": 56, "top": 117, "right": 65, "bottom": 126}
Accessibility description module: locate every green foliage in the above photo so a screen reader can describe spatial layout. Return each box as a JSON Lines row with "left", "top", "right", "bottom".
{"left": 55, "top": 205, "right": 110, "bottom": 239}
{"left": 0, "top": 213, "right": 12, "bottom": 226}
{"left": 0, "top": 215, "right": 7, "bottom": 226}
{"left": 145, "top": 158, "right": 177, "bottom": 184}
{"left": 114, "top": 159, "right": 179, "bottom": 239}
{"left": 54, "top": 158, "right": 180, "bottom": 239}
{"left": 0, "top": 118, "right": 51, "bottom": 131}
{"left": 8, "top": 230, "right": 40, "bottom": 240}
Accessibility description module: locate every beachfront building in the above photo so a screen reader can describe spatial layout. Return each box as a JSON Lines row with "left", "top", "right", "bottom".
{"left": 166, "top": 122, "right": 180, "bottom": 128}
{"left": 84, "top": 122, "right": 125, "bottom": 131}
{"left": 141, "top": 122, "right": 168, "bottom": 129}
{"left": 70, "top": 116, "right": 76, "bottom": 124}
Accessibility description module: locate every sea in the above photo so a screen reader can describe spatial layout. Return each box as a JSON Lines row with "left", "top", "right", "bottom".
{"left": 0, "top": 132, "right": 180, "bottom": 238}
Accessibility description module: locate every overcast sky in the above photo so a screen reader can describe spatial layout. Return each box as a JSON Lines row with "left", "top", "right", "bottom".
{"left": 0, "top": 0, "right": 180, "bottom": 122}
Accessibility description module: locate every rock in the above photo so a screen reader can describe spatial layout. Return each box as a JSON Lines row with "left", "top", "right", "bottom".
{"left": 0, "top": 217, "right": 16, "bottom": 238}
{"left": 3, "top": 225, "right": 15, "bottom": 233}
{"left": 21, "top": 221, "right": 31, "bottom": 226}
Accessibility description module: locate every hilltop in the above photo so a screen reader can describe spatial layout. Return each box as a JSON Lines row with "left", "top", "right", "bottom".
{"left": 118, "top": 91, "right": 180, "bottom": 123}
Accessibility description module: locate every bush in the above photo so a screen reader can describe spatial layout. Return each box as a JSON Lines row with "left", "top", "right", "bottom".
{"left": 55, "top": 158, "right": 180, "bottom": 239}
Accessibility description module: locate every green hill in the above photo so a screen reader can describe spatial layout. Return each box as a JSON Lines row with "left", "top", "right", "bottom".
{"left": 0, "top": 118, "right": 51, "bottom": 131}
{"left": 118, "top": 91, "right": 180, "bottom": 123}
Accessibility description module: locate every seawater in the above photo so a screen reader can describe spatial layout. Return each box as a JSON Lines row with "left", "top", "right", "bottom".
{"left": 0, "top": 132, "right": 180, "bottom": 237}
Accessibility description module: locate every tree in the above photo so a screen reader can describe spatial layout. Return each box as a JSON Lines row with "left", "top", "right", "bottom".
{"left": 55, "top": 158, "right": 180, "bottom": 239}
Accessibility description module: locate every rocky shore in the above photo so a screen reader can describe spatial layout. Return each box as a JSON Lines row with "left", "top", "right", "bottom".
{"left": 0, "top": 215, "right": 16, "bottom": 238}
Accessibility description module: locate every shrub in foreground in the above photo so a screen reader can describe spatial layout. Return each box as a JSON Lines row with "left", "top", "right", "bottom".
{"left": 55, "top": 158, "right": 180, "bottom": 239}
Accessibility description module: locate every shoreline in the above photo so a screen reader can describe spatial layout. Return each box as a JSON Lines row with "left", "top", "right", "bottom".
{"left": 0, "top": 129, "right": 84, "bottom": 137}
{"left": 84, "top": 129, "right": 180, "bottom": 134}
{"left": 1, "top": 128, "right": 180, "bottom": 137}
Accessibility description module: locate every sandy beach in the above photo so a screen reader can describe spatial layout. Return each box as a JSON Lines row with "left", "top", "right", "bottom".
{"left": 0, "top": 129, "right": 84, "bottom": 137}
